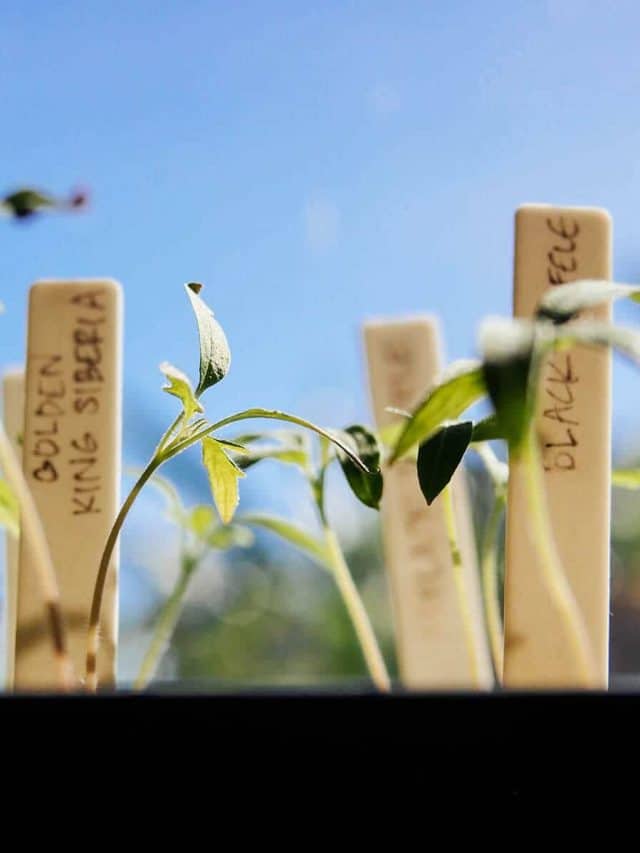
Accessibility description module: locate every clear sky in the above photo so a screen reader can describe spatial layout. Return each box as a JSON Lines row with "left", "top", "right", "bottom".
{"left": 3, "top": 0, "right": 640, "bottom": 458}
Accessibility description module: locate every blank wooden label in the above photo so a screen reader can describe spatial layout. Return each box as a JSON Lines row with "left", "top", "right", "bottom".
{"left": 2, "top": 368, "right": 24, "bottom": 689}
{"left": 364, "top": 317, "right": 493, "bottom": 689}
{"left": 504, "top": 205, "right": 612, "bottom": 687}
{"left": 14, "top": 280, "right": 122, "bottom": 689}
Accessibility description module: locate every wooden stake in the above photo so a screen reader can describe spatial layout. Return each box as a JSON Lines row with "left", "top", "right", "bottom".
{"left": 2, "top": 368, "right": 24, "bottom": 688}
{"left": 364, "top": 317, "right": 493, "bottom": 689}
{"left": 504, "top": 205, "right": 612, "bottom": 688}
{"left": 14, "top": 280, "right": 122, "bottom": 689}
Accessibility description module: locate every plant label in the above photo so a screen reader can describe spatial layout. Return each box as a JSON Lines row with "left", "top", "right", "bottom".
{"left": 2, "top": 368, "right": 24, "bottom": 688}
{"left": 504, "top": 205, "right": 612, "bottom": 687}
{"left": 364, "top": 317, "right": 493, "bottom": 688}
{"left": 14, "top": 280, "right": 122, "bottom": 688}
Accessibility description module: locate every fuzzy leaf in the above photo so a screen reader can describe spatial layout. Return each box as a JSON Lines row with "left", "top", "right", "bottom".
{"left": 537, "top": 279, "right": 640, "bottom": 324}
{"left": 612, "top": 469, "right": 640, "bottom": 490}
{"left": 417, "top": 421, "right": 473, "bottom": 505}
{"left": 185, "top": 282, "right": 231, "bottom": 396}
{"left": 241, "top": 513, "right": 329, "bottom": 567}
{"left": 0, "top": 479, "right": 19, "bottom": 537}
{"left": 160, "top": 362, "right": 204, "bottom": 421}
{"left": 335, "top": 425, "right": 383, "bottom": 509}
{"left": 201, "top": 437, "right": 245, "bottom": 524}
{"left": 389, "top": 360, "right": 487, "bottom": 464}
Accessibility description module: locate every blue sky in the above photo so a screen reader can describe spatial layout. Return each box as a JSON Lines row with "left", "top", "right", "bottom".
{"left": 3, "top": 0, "right": 640, "bottom": 461}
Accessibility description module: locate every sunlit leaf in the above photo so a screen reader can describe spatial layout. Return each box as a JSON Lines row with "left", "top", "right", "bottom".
{"left": 206, "top": 523, "right": 255, "bottom": 549}
{"left": 241, "top": 513, "right": 330, "bottom": 567}
{"left": 389, "top": 360, "right": 487, "bottom": 463}
{"left": 537, "top": 279, "right": 640, "bottom": 324}
{"left": 335, "top": 425, "right": 383, "bottom": 509}
{"left": 416, "top": 421, "right": 473, "bottom": 505}
{"left": 188, "top": 505, "right": 216, "bottom": 537}
{"left": 612, "top": 469, "right": 640, "bottom": 490}
{"left": 160, "top": 361, "right": 204, "bottom": 421}
{"left": 201, "top": 437, "right": 245, "bottom": 524}
{"left": 0, "top": 479, "right": 19, "bottom": 537}
{"left": 185, "top": 282, "right": 231, "bottom": 396}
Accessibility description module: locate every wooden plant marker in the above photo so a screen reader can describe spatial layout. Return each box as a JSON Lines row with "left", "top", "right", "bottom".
{"left": 504, "top": 205, "right": 611, "bottom": 688}
{"left": 14, "top": 280, "right": 122, "bottom": 689}
{"left": 364, "top": 317, "right": 493, "bottom": 689}
{"left": 2, "top": 368, "right": 24, "bottom": 688}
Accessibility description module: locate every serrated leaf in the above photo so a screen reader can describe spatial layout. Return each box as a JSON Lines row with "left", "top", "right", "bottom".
{"left": 537, "top": 279, "right": 640, "bottom": 324}
{"left": 0, "top": 479, "right": 19, "bottom": 537}
{"left": 416, "top": 421, "right": 473, "bottom": 505}
{"left": 241, "top": 513, "right": 330, "bottom": 567}
{"left": 389, "top": 360, "right": 487, "bottom": 464}
{"left": 335, "top": 425, "right": 383, "bottom": 509}
{"left": 471, "top": 414, "right": 504, "bottom": 443}
{"left": 206, "top": 523, "right": 255, "bottom": 549}
{"left": 185, "top": 283, "right": 231, "bottom": 396}
{"left": 160, "top": 361, "right": 204, "bottom": 421}
{"left": 201, "top": 436, "right": 245, "bottom": 524}
{"left": 210, "top": 408, "right": 370, "bottom": 472}
{"left": 612, "top": 469, "right": 640, "bottom": 490}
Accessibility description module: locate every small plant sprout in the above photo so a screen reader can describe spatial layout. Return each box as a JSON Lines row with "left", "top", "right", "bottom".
{"left": 390, "top": 278, "right": 640, "bottom": 688}
{"left": 86, "top": 283, "right": 372, "bottom": 691}
{"left": 233, "top": 425, "right": 390, "bottom": 691}
{"left": 134, "top": 474, "right": 254, "bottom": 688}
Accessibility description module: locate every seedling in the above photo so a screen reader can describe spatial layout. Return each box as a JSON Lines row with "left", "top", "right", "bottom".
{"left": 87, "top": 283, "right": 375, "bottom": 690}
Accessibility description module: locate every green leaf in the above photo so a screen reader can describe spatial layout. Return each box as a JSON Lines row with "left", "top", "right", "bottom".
{"left": 612, "top": 469, "right": 640, "bottom": 490}
{"left": 201, "top": 436, "right": 246, "bottom": 524}
{"left": 209, "top": 408, "right": 370, "bottom": 472}
{"left": 389, "top": 360, "right": 487, "bottom": 464}
{"left": 416, "top": 421, "right": 473, "bottom": 505}
{"left": 206, "top": 523, "right": 255, "bottom": 549}
{"left": 537, "top": 279, "right": 640, "bottom": 324}
{"left": 0, "top": 479, "right": 19, "bottom": 537}
{"left": 241, "top": 513, "right": 330, "bottom": 567}
{"left": 479, "top": 317, "right": 535, "bottom": 452}
{"left": 187, "top": 505, "right": 216, "bottom": 537}
{"left": 335, "top": 425, "right": 383, "bottom": 509}
{"left": 471, "top": 414, "right": 504, "bottom": 443}
{"left": 160, "top": 361, "right": 204, "bottom": 421}
{"left": 185, "top": 282, "right": 231, "bottom": 396}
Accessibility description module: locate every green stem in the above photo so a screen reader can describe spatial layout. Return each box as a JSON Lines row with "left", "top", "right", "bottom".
{"left": 441, "top": 484, "right": 482, "bottom": 688}
{"left": 322, "top": 524, "right": 391, "bottom": 692}
{"left": 480, "top": 494, "right": 505, "bottom": 683}
{"left": 134, "top": 554, "right": 197, "bottom": 689}
{"left": 85, "top": 455, "right": 162, "bottom": 690}
{"left": 519, "top": 430, "right": 597, "bottom": 687}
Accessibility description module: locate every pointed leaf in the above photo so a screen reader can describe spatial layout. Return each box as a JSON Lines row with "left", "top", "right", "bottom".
{"left": 612, "top": 469, "right": 640, "bottom": 490}
{"left": 417, "top": 421, "right": 473, "bottom": 505}
{"left": 185, "top": 282, "right": 231, "bottom": 396}
{"left": 160, "top": 361, "right": 203, "bottom": 421}
{"left": 0, "top": 479, "right": 19, "bottom": 537}
{"left": 334, "top": 425, "right": 383, "bottom": 509}
{"left": 537, "top": 279, "right": 640, "bottom": 324}
{"left": 389, "top": 360, "right": 487, "bottom": 463}
{"left": 241, "top": 513, "right": 330, "bottom": 567}
{"left": 201, "top": 437, "right": 245, "bottom": 524}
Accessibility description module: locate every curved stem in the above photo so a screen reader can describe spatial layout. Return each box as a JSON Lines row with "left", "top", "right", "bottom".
{"left": 0, "top": 423, "right": 75, "bottom": 690}
{"left": 85, "top": 456, "right": 161, "bottom": 690}
{"left": 480, "top": 494, "right": 505, "bottom": 683}
{"left": 323, "top": 525, "right": 391, "bottom": 692}
{"left": 441, "top": 484, "right": 482, "bottom": 688}
{"left": 134, "top": 554, "right": 197, "bottom": 689}
{"left": 520, "top": 431, "right": 597, "bottom": 687}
